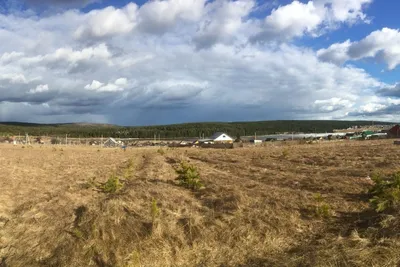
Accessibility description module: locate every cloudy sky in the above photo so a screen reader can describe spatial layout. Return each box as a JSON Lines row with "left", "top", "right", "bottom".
{"left": 0, "top": 0, "right": 399, "bottom": 125}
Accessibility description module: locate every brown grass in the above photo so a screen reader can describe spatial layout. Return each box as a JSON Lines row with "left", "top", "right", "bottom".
{"left": 0, "top": 140, "right": 400, "bottom": 266}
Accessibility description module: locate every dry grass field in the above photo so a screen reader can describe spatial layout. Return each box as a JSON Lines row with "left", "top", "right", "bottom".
{"left": 1, "top": 140, "right": 400, "bottom": 267}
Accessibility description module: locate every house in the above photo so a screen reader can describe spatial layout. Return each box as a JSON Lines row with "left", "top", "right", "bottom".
{"left": 388, "top": 125, "right": 400, "bottom": 138}
{"left": 210, "top": 132, "right": 234, "bottom": 143}
{"left": 104, "top": 137, "right": 120, "bottom": 147}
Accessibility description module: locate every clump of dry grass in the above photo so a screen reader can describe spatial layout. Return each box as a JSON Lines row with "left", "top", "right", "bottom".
{"left": 1, "top": 140, "right": 400, "bottom": 266}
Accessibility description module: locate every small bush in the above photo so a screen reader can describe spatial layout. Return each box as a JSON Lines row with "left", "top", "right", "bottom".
{"left": 313, "top": 193, "right": 332, "bottom": 218}
{"left": 281, "top": 149, "right": 289, "bottom": 159}
{"left": 72, "top": 228, "right": 85, "bottom": 240}
{"left": 102, "top": 175, "right": 123, "bottom": 193}
{"left": 369, "top": 172, "right": 400, "bottom": 212}
{"left": 157, "top": 148, "right": 165, "bottom": 155}
{"left": 151, "top": 199, "right": 160, "bottom": 223}
{"left": 176, "top": 161, "right": 203, "bottom": 190}
{"left": 124, "top": 158, "right": 135, "bottom": 179}
{"left": 127, "top": 158, "right": 134, "bottom": 169}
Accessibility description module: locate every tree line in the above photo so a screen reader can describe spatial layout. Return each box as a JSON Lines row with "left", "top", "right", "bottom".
{"left": 0, "top": 120, "right": 393, "bottom": 138}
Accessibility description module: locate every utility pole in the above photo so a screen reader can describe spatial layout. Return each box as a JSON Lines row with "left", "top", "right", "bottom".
{"left": 65, "top": 134, "right": 68, "bottom": 146}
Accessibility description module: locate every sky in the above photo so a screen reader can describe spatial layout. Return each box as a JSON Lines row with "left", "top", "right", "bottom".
{"left": 0, "top": 0, "right": 400, "bottom": 125}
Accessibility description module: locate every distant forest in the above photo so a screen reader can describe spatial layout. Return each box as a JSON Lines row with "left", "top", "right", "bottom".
{"left": 0, "top": 120, "right": 395, "bottom": 138}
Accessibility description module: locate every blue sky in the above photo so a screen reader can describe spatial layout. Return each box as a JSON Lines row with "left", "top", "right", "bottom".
{"left": 0, "top": 0, "right": 400, "bottom": 125}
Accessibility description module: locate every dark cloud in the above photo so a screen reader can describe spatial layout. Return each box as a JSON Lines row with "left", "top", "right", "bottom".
{"left": 347, "top": 40, "right": 376, "bottom": 59}
{"left": 0, "top": 84, "right": 59, "bottom": 104}
{"left": 348, "top": 104, "right": 400, "bottom": 117}
{"left": 377, "top": 84, "right": 400, "bottom": 98}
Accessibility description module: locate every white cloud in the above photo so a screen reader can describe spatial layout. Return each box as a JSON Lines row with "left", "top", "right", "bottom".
{"left": 0, "top": 0, "right": 392, "bottom": 124}
{"left": 29, "top": 84, "right": 49, "bottom": 94}
{"left": 317, "top": 40, "right": 351, "bottom": 65}
{"left": 75, "top": 3, "right": 138, "bottom": 39}
{"left": 194, "top": 0, "right": 255, "bottom": 48}
{"left": 321, "top": 0, "right": 372, "bottom": 23}
{"left": 138, "top": 0, "right": 206, "bottom": 34}
{"left": 314, "top": 97, "right": 353, "bottom": 112}
{"left": 257, "top": 1, "right": 324, "bottom": 41}
{"left": 0, "top": 73, "right": 28, "bottom": 84}
{"left": 115, "top": 78, "right": 128, "bottom": 86}
{"left": 84, "top": 78, "right": 129, "bottom": 92}
{"left": 0, "top": 51, "right": 24, "bottom": 64}
{"left": 252, "top": 0, "right": 371, "bottom": 42}
{"left": 318, "top": 28, "right": 400, "bottom": 70}
{"left": 75, "top": 0, "right": 206, "bottom": 40}
{"left": 359, "top": 103, "right": 386, "bottom": 113}
{"left": 84, "top": 80, "right": 104, "bottom": 90}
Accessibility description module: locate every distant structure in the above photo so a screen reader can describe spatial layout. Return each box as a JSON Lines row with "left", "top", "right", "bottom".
{"left": 250, "top": 139, "right": 263, "bottom": 144}
{"left": 388, "top": 125, "right": 400, "bottom": 138}
{"left": 104, "top": 138, "right": 120, "bottom": 147}
{"left": 210, "top": 132, "right": 234, "bottom": 143}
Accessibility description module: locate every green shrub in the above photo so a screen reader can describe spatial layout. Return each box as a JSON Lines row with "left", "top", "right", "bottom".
{"left": 369, "top": 172, "right": 400, "bottom": 212}
{"left": 151, "top": 199, "right": 160, "bottom": 223}
{"left": 313, "top": 193, "right": 332, "bottom": 218}
{"left": 157, "top": 148, "right": 165, "bottom": 155}
{"left": 176, "top": 161, "right": 203, "bottom": 190}
{"left": 102, "top": 175, "right": 123, "bottom": 193}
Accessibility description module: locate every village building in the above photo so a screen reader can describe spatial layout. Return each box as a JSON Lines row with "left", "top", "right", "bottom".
{"left": 250, "top": 139, "right": 263, "bottom": 144}
{"left": 104, "top": 138, "right": 120, "bottom": 147}
{"left": 210, "top": 132, "right": 234, "bottom": 143}
{"left": 388, "top": 125, "right": 400, "bottom": 138}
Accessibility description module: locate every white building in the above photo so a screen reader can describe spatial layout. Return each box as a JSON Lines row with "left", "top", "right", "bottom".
{"left": 210, "top": 132, "right": 234, "bottom": 143}
{"left": 104, "top": 137, "right": 119, "bottom": 147}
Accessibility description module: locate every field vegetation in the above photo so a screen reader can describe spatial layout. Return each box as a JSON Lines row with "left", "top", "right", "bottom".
{"left": 1, "top": 140, "right": 400, "bottom": 266}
